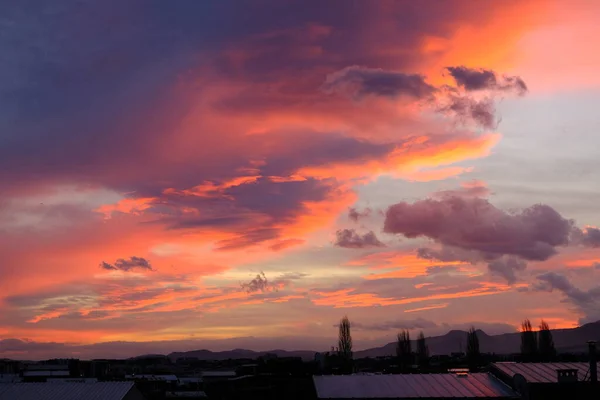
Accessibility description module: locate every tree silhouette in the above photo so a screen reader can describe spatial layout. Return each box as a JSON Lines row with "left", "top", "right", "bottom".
{"left": 538, "top": 320, "right": 555, "bottom": 361}
{"left": 396, "top": 329, "right": 412, "bottom": 372}
{"left": 520, "top": 319, "right": 538, "bottom": 361}
{"left": 416, "top": 331, "right": 429, "bottom": 369}
{"left": 466, "top": 327, "right": 480, "bottom": 372}
{"left": 337, "top": 316, "right": 353, "bottom": 362}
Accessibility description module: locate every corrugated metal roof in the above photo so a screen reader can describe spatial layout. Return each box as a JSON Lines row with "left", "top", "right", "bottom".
{"left": 46, "top": 378, "right": 99, "bottom": 383}
{"left": 0, "top": 382, "right": 135, "bottom": 400}
{"left": 492, "top": 362, "right": 599, "bottom": 383}
{"left": 313, "top": 373, "right": 517, "bottom": 398}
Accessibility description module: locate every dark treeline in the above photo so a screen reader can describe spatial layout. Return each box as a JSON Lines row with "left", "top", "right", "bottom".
{"left": 521, "top": 318, "right": 557, "bottom": 362}
{"left": 318, "top": 316, "right": 564, "bottom": 375}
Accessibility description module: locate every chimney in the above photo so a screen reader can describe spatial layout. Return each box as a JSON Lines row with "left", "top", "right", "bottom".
{"left": 557, "top": 369, "right": 578, "bottom": 383}
{"left": 589, "top": 341, "right": 597, "bottom": 383}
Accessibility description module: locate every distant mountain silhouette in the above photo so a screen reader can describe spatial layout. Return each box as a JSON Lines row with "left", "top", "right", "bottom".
{"left": 164, "top": 321, "right": 600, "bottom": 361}
{"left": 355, "top": 321, "right": 600, "bottom": 358}
{"left": 168, "top": 348, "right": 317, "bottom": 361}
{"left": 128, "top": 354, "right": 169, "bottom": 360}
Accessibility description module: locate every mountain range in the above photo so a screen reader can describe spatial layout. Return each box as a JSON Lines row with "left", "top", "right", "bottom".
{"left": 166, "top": 321, "right": 600, "bottom": 361}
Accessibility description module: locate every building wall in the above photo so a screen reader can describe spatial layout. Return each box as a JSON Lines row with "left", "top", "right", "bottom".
{"left": 123, "top": 386, "right": 148, "bottom": 400}
{"left": 528, "top": 382, "right": 600, "bottom": 400}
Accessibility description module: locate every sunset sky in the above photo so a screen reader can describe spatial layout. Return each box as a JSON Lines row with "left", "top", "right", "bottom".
{"left": 2, "top": 0, "right": 600, "bottom": 359}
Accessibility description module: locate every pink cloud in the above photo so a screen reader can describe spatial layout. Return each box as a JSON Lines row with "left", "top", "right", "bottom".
{"left": 384, "top": 196, "right": 574, "bottom": 261}
{"left": 1, "top": 0, "right": 576, "bottom": 352}
{"left": 334, "top": 229, "right": 385, "bottom": 249}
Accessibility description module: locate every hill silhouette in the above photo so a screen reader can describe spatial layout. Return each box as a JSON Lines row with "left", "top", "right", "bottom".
{"left": 168, "top": 348, "right": 317, "bottom": 361}
{"left": 166, "top": 321, "right": 600, "bottom": 361}
{"left": 354, "top": 321, "right": 600, "bottom": 358}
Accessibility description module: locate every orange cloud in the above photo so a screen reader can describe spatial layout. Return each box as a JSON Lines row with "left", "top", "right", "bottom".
{"left": 96, "top": 197, "right": 156, "bottom": 219}
{"left": 565, "top": 258, "right": 600, "bottom": 268}
{"left": 296, "top": 133, "right": 500, "bottom": 182}
{"left": 348, "top": 252, "right": 460, "bottom": 278}
{"left": 402, "top": 166, "right": 473, "bottom": 182}
{"left": 404, "top": 303, "right": 449, "bottom": 313}
{"left": 426, "top": 0, "right": 553, "bottom": 81}
{"left": 0, "top": 0, "right": 563, "bottom": 350}
{"left": 311, "top": 281, "right": 515, "bottom": 309}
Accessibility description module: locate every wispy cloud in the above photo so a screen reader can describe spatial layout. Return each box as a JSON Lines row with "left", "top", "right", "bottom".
{"left": 100, "top": 257, "right": 153, "bottom": 272}
{"left": 334, "top": 229, "right": 385, "bottom": 249}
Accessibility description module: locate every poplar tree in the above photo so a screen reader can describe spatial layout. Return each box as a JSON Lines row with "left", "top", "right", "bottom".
{"left": 417, "top": 331, "right": 429, "bottom": 369}
{"left": 396, "top": 330, "right": 412, "bottom": 372}
{"left": 338, "top": 316, "right": 353, "bottom": 361}
{"left": 520, "top": 319, "right": 538, "bottom": 361}
{"left": 538, "top": 320, "right": 555, "bottom": 361}
{"left": 467, "top": 327, "right": 480, "bottom": 372}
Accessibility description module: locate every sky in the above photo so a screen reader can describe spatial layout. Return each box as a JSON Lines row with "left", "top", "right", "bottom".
{"left": 1, "top": 0, "right": 600, "bottom": 360}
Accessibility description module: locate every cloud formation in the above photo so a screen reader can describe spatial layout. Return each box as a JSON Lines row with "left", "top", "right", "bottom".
{"left": 324, "top": 64, "right": 527, "bottom": 131}
{"left": 432, "top": 181, "right": 491, "bottom": 200}
{"left": 334, "top": 229, "right": 385, "bottom": 249}
{"left": 579, "top": 227, "right": 600, "bottom": 248}
{"left": 385, "top": 195, "right": 576, "bottom": 283}
{"left": 240, "top": 272, "right": 272, "bottom": 293}
{"left": 0, "top": 0, "right": 576, "bottom": 356}
{"left": 323, "top": 66, "right": 435, "bottom": 100}
{"left": 349, "top": 317, "right": 437, "bottom": 331}
{"left": 446, "top": 66, "right": 528, "bottom": 95}
{"left": 385, "top": 196, "right": 574, "bottom": 261}
{"left": 348, "top": 207, "right": 373, "bottom": 222}
{"left": 487, "top": 256, "right": 527, "bottom": 284}
{"left": 534, "top": 272, "right": 600, "bottom": 323}
{"left": 417, "top": 246, "right": 479, "bottom": 264}
{"left": 100, "top": 257, "right": 153, "bottom": 272}
{"left": 442, "top": 96, "right": 498, "bottom": 130}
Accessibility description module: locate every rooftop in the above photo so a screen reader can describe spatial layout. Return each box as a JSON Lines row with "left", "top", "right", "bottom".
{"left": 166, "top": 391, "right": 208, "bottom": 398}
{"left": 178, "top": 377, "right": 203, "bottom": 383}
{"left": 201, "top": 370, "right": 236, "bottom": 377}
{"left": 0, "top": 382, "right": 135, "bottom": 400}
{"left": 491, "top": 362, "right": 599, "bottom": 383}
{"left": 25, "top": 365, "right": 68, "bottom": 371}
{"left": 0, "top": 375, "right": 20, "bottom": 384}
{"left": 23, "top": 370, "right": 70, "bottom": 377}
{"left": 125, "top": 374, "right": 178, "bottom": 382}
{"left": 313, "top": 373, "right": 517, "bottom": 399}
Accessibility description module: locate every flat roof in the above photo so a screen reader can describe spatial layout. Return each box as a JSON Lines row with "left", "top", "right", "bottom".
{"left": 314, "top": 373, "right": 517, "bottom": 399}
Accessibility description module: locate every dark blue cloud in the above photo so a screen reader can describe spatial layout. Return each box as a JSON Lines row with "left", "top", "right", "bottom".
{"left": 446, "top": 66, "right": 527, "bottom": 95}
{"left": 323, "top": 66, "right": 435, "bottom": 100}
{"left": 1, "top": 0, "right": 518, "bottom": 251}
{"left": 334, "top": 229, "right": 385, "bottom": 249}
{"left": 580, "top": 227, "right": 600, "bottom": 248}
{"left": 534, "top": 272, "right": 600, "bottom": 323}
{"left": 1, "top": 0, "right": 502, "bottom": 193}
{"left": 100, "top": 256, "right": 153, "bottom": 272}
{"left": 140, "top": 177, "right": 339, "bottom": 248}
